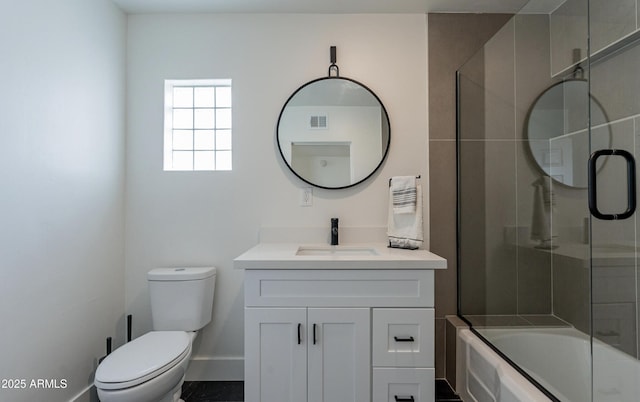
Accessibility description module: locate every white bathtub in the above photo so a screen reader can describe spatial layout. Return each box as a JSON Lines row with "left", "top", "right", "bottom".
{"left": 457, "top": 327, "right": 640, "bottom": 401}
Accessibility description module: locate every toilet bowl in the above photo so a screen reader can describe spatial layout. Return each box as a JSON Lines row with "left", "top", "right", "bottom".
{"left": 95, "top": 267, "right": 216, "bottom": 402}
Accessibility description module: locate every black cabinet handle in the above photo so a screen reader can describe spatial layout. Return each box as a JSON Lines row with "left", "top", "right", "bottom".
{"left": 394, "top": 396, "right": 415, "bottom": 402}
{"left": 588, "top": 149, "right": 636, "bottom": 220}
{"left": 394, "top": 336, "right": 415, "bottom": 342}
{"left": 313, "top": 323, "right": 317, "bottom": 345}
{"left": 297, "top": 323, "right": 302, "bottom": 345}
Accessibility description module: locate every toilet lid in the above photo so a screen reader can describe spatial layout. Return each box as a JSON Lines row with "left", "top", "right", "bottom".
{"left": 95, "top": 331, "right": 190, "bottom": 389}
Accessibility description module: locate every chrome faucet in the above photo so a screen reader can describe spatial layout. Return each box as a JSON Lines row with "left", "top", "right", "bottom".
{"left": 330, "top": 218, "right": 339, "bottom": 245}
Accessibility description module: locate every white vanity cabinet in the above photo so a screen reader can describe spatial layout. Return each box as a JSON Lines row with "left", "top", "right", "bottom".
{"left": 235, "top": 242, "right": 446, "bottom": 402}
{"left": 242, "top": 267, "right": 439, "bottom": 402}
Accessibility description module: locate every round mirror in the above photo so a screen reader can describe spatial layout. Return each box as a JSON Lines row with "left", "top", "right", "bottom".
{"left": 277, "top": 77, "right": 390, "bottom": 189}
{"left": 525, "top": 78, "right": 611, "bottom": 188}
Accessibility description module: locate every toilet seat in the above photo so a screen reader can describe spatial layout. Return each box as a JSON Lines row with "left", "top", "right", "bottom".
{"left": 95, "top": 331, "right": 191, "bottom": 390}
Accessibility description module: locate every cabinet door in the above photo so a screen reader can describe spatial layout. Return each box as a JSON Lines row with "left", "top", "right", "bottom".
{"left": 307, "top": 308, "right": 370, "bottom": 402}
{"left": 245, "top": 308, "right": 307, "bottom": 402}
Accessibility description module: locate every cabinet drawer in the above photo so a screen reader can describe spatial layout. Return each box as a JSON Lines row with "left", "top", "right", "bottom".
{"left": 373, "top": 368, "right": 434, "bottom": 402}
{"left": 373, "top": 309, "right": 434, "bottom": 367}
{"left": 245, "top": 270, "right": 434, "bottom": 307}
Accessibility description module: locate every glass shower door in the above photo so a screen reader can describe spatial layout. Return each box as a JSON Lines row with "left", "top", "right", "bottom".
{"left": 588, "top": 1, "right": 640, "bottom": 399}
{"left": 457, "top": 0, "right": 640, "bottom": 399}
{"left": 456, "top": 1, "right": 595, "bottom": 399}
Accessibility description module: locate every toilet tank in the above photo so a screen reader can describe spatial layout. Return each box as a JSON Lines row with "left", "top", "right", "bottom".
{"left": 148, "top": 267, "right": 216, "bottom": 331}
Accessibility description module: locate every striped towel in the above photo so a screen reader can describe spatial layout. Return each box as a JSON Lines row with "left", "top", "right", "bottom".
{"left": 388, "top": 183, "right": 423, "bottom": 250}
{"left": 391, "top": 176, "right": 417, "bottom": 214}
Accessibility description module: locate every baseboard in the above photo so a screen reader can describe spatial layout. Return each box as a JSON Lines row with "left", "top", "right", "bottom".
{"left": 71, "top": 384, "right": 98, "bottom": 402}
{"left": 186, "top": 356, "right": 244, "bottom": 381}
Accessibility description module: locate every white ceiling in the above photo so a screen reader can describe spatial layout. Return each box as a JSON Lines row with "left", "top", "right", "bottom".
{"left": 111, "top": 0, "right": 542, "bottom": 15}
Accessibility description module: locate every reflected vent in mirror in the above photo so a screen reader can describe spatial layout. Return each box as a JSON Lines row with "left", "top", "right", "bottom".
{"left": 309, "top": 115, "right": 328, "bottom": 129}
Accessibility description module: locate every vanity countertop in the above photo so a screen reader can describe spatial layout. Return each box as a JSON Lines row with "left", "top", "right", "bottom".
{"left": 234, "top": 242, "right": 447, "bottom": 270}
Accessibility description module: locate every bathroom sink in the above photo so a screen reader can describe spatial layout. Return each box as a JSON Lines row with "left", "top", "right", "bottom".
{"left": 295, "top": 245, "right": 379, "bottom": 256}
{"left": 234, "top": 242, "right": 447, "bottom": 269}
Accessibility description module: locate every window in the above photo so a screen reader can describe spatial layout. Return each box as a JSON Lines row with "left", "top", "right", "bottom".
{"left": 164, "top": 79, "right": 232, "bottom": 171}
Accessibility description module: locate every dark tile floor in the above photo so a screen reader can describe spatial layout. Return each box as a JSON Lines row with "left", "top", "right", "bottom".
{"left": 435, "top": 379, "right": 463, "bottom": 401}
{"left": 182, "top": 380, "right": 243, "bottom": 402}
{"left": 182, "top": 379, "right": 462, "bottom": 402}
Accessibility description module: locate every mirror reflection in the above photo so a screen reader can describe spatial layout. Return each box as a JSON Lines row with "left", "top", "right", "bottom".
{"left": 277, "top": 77, "right": 390, "bottom": 189}
{"left": 526, "top": 79, "right": 611, "bottom": 188}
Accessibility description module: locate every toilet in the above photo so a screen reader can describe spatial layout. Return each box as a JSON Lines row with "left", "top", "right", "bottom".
{"left": 94, "top": 267, "right": 216, "bottom": 402}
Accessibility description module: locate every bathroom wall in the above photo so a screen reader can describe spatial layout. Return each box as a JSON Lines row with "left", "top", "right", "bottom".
{"left": 125, "top": 13, "right": 428, "bottom": 379}
{"left": 0, "top": 1, "right": 127, "bottom": 401}
{"left": 456, "top": 14, "right": 555, "bottom": 319}
{"left": 427, "top": 13, "right": 513, "bottom": 381}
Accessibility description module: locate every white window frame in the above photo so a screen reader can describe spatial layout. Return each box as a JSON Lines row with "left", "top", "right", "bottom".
{"left": 164, "top": 79, "right": 232, "bottom": 171}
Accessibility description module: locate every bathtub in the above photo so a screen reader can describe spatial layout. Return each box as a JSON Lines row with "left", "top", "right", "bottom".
{"left": 457, "top": 327, "right": 640, "bottom": 401}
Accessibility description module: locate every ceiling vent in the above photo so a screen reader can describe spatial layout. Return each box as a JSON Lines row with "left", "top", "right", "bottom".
{"left": 309, "top": 115, "right": 328, "bottom": 129}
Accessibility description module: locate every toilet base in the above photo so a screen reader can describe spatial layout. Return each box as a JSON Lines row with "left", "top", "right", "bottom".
{"left": 164, "top": 377, "right": 184, "bottom": 402}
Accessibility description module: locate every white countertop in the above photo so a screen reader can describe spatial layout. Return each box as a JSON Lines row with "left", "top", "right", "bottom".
{"left": 233, "top": 242, "right": 447, "bottom": 270}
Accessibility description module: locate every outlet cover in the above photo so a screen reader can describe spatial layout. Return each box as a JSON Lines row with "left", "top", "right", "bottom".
{"left": 300, "top": 188, "right": 313, "bottom": 207}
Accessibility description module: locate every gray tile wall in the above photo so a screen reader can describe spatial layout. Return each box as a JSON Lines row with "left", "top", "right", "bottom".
{"left": 427, "top": 13, "right": 512, "bottom": 379}
{"left": 456, "top": 14, "right": 562, "bottom": 318}
{"left": 430, "top": 12, "right": 577, "bottom": 380}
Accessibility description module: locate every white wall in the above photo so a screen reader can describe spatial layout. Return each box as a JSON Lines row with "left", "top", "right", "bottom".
{"left": 0, "top": 0, "right": 126, "bottom": 401}
{"left": 126, "top": 13, "right": 428, "bottom": 379}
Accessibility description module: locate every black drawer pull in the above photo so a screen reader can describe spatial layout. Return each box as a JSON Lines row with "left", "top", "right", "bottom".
{"left": 394, "top": 396, "right": 415, "bottom": 402}
{"left": 313, "top": 323, "right": 317, "bottom": 345}
{"left": 394, "top": 336, "right": 415, "bottom": 342}
{"left": 297, "top": 323, "right": 302, "bottom": 345}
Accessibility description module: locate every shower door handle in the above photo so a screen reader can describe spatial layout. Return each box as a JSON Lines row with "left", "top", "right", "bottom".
{"left": 588, "top": 149, "right": 636, "bottom": 220}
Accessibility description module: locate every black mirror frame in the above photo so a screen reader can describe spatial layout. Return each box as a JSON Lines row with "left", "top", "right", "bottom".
{"left": 276, "top": 76, "right": 391, "bottom": 190}
{"left": 524, "top": 78, "right": 611, "bottom": 189}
